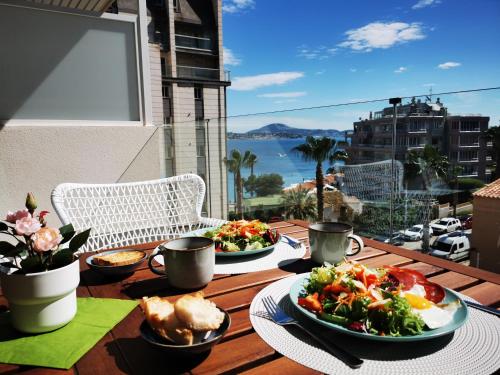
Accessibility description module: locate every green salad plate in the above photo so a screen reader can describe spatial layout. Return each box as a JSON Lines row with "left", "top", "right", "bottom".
{"left": 289, "top": 273, "right": 469, "bottom": 342}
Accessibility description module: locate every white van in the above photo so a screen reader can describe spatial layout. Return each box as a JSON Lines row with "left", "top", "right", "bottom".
{"left": 430, "top": 232, "right": 470, "bottom": 262}
{"left": 430, "top": 218, "right": 462, "bottom": 235}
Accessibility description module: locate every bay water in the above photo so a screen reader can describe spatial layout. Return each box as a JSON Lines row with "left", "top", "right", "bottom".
{"left": 226, "top": 138, "right": 345, "bottom": 203}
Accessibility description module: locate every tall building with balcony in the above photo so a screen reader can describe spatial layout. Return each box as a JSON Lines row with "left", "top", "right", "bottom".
{"left": 115, "top": 0, "right": 230, "bottom": 217}
{"left": 347, "top": 98, "right": 493, "bottom": 181}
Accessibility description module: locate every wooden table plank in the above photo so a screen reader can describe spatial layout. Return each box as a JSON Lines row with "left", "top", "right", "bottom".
{"left": 428, "top": 272, "right": 479, "bottom": 291}
{"left": 402, "top": 262, "right": 444, "bottom": 278}
{"left": 361, "top": 253, "right": 414, "bottom": 268}
{"left": 240, "top": 357, "right": 318, "bottom": 375}
{"left": 460, "top": 282, "right": 500, "bottom": 306}
{"left": 190, "top": 333, "right": 276, "bottom": 375}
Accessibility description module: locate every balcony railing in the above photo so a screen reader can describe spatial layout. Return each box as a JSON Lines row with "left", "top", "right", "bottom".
{"left": 176, "top": 65, "right": 230, "bottom": 81}
{"left": 175, "top": 34, "right": 213, "bottom": 52}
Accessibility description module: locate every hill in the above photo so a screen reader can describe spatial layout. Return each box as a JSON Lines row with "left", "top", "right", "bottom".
{"left": 229, "top": 123, "right": 345, "bottom": 139}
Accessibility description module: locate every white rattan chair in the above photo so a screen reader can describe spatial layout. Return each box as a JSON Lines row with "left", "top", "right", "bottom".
{"left": 51, "top": 174, "right": 225, "bottom": 252}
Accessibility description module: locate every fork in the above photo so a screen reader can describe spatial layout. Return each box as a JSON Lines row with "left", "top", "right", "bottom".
{"left": 282, "top": 235, "right": 303, "bottom": 249}
{"left": 262, "top": 296, "right": 363, "bottom": 369}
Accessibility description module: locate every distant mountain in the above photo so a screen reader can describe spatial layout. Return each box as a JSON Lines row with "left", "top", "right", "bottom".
{"left": 228, "top": 123, "right": 345, "bottom": 139}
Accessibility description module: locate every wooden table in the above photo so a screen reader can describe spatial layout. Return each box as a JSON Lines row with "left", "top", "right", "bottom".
{"left": 1, "top": 220, "right": 499, "bottom": 374}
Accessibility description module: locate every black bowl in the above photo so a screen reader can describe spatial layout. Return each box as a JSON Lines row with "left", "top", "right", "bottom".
{"left": 86, "top": 249, "right": 147, "bottom": 275}
{"left": 140, "top": 308, "right": 231, "bottom": 354}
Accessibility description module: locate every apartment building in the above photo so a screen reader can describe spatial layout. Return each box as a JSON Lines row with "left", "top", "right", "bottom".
{"left": 111, "top": 0, "right": 230, "bottom": 218}
{"left": 347, "top": 98, "right": 493, "bottom": 181}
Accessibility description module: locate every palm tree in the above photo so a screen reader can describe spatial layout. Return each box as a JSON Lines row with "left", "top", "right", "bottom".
{"left": 483, "top": 125, "right": 500, "bottom": 179}
{"left": 292, "top": 136, "right": 348, "bottom": 221}
{"left": 404, "top": 145, "right": 449, "bottom": 251}
{"left": 282, "top": 188, "right": 317, "bottom": 220}
{"left": 225, "top": 149, "right": 252, "bottom": 218}
{"left": 447, "top": 164, "right": 463, "bottom": 218}
{"left": 247, "top": 152, "right": 258, "bottom": 197}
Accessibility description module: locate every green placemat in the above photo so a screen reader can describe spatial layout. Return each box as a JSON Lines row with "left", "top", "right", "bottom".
{"left": 0, "top": 297, "right": 138, "bottom": 369}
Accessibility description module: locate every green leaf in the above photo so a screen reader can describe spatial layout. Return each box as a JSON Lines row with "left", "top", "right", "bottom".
{"left": 20, "top": 257, "right": 44, "bottom": 273}
{"left": 51, "top": 249, "right": 75, "bottom": 269}
{"left": 0, "top": 222, "right": 9, "bottom": 231}
{"left": 59, "top": 223, "right": 74, "bottom": 236}
{"left": 59, "top": 224, "right": 75, "bottom": 245}
{"left": 0, "top": 241, "right": 16, "bottom": 255}
{"left": 69, "top": 228, "right": 91, "bottom": 253}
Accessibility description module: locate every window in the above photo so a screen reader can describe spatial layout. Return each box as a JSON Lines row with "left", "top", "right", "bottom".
{"left": 459, "top": 150, "right": 478, "bottom": 161}
{"left": 194, "top": 86, "right": 204, "bottom": 120}
{"left": 459, "top": 243, "right": 464, "bottom": 249}
{"left": 173, "top": 0, "right": 180, "bottom": 12}
{"left": 460, "top": 121, "right": 480, "bottom": 132}
{"left": 160, "top": 58, "right": 166, "bottom": 77}
{"left": 164, "top": 127, "right": 175, "bottom": 177}
{"left": 194, "top": 86, "right": 203, "bottom": 100}
{"left": 162, "top": 85, "right": 170, "bottom": 98}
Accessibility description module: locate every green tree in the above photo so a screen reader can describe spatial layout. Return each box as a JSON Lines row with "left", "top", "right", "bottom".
{"left": 483, "top": 125, "right": 500, "bottom": 179}
{"left": 292, "top": 136, "right": 347, "bottom": 221}
{"left": 225, "top": 149, "right": 252, "bottom": 218}
{"left": 245, "top": 173, "right": 284, "bottom": 197}
{"left": 247, "top": 152, "right": 258, "bottom": 197}
{"left": 447, "top": 164, "right": 463, "bottom": 218}
{"left": 282, "top": 188, "right": 317, "bottom": 220}
{"left": 404, "top": 145, "right": 449, "bottom": 251}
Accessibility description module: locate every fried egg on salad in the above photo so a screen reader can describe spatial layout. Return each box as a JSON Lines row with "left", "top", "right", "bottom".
{"left": 400, "top": 284, "right": 458, "bottom": 329}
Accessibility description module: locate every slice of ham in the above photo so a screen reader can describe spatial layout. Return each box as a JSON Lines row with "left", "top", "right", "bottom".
{"left": 384, "top": 266, "right": 445, "bottom": 303}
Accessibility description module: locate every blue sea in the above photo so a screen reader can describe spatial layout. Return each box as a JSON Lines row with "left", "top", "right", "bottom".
{"left": 226, "top": 138, "right": 345, "bottom": 202}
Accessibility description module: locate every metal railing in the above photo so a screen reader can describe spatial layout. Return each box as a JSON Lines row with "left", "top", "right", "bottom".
{"left": 176, "top": 65, "right": 230, "bottom": 81}
{"left": 175, "top": 34, "right": 213, "bottom": 52}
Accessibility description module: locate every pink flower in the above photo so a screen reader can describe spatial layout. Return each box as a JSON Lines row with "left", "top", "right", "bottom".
{"left": 5, "top": 209, "right": 30, "bottom": 224}
{"left": 32, "top": 227, "right": 62, "bottom": 253}
{"left": 15, "top": 215, "right": 42, "bottom": 236}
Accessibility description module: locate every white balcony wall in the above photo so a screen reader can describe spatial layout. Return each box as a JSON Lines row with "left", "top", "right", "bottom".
{"left": 0, "top": 3, "right": 164, "bottom": 227}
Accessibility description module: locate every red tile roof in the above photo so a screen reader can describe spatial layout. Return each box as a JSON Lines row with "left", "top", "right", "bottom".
{"left": 473, "top": 178, "right": 500, "bottom": 199}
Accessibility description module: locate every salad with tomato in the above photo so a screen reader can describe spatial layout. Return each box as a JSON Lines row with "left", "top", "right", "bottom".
{"left": 204, "top": 220, "right": 279, "bottom": 253}
{"left": 298, "top": 261, "right": 459, "bottom": 337}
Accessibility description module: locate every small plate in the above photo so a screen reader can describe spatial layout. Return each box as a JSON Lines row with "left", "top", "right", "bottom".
{"left": 140, "top": 308, "right": 231, "bottom": 354}
{"left": 289, "top": 273, "right": 469, "bottom": 342}
{"left": 86, "top": 249, "right": 147, "bottom": 275}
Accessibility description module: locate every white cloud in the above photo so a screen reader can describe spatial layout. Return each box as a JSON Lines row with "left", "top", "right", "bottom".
{"left": 230, "top": 72, "right": 304, "bottom": 91}
{"left": 315, "top": 70, "right": 326, "bottom": 75}
{"left": 394, "top": 66, "right": 407, "bottom": 73}
{"left": 223, "top": 47, "right": 241, "bottom": 66}
{"left": 350, "top": 68, "right": 357, "bottom": 73}
{"left": 438, "top": 61, "right": 461, "bottom": 69}
{"left": 339, "top": 22, "right": 426, "bottom": 52}
{"left": 223, "top": 0, "right": 254, "bottom": 14}
{"left": 412, "top": 0, "right": 441, "bottom": 10}
{"left": 258, "top": 91, "right": 307, "bottom": 98}
{"left": 297, "top": 45, "right": 337, "bottom": 60}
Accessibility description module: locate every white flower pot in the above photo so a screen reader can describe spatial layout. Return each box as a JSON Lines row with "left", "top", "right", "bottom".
{"left": 0, "top": 259, "right": 80, "bottom": 333}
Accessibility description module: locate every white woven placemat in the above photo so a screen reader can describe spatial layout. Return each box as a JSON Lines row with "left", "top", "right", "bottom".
{"left": 154, "top": 239, "right": 306, "bottom": 275}
{"left": 213, "top": 240, "right": 306, "bottom": 275}
{"left": 250, "top": 274, "right": 500, "bottom": 375}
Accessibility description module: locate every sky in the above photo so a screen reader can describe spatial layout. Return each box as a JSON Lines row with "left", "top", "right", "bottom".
{"left": 221, "top": 0, "right": 500, "bottom": 132}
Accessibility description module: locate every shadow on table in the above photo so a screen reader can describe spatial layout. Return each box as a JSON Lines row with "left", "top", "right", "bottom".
{"left": 277, "top": 257, "right": 314, "bottom": 274}
{"left": 122, "top": 277, "right": 204, "bottom": 299}
{"left": 80, "top": 269, "right": 133, "bottom": 286}
{"left": 106, "top": 337, "right": 210, "bottom": 374}
{"left": 277, "top": 294, "right": 454, "bottom": 362}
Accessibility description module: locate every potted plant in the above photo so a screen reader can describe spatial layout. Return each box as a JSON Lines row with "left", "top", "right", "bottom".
{"left": 0, "top": 193, "right": 90, "bottom": 333}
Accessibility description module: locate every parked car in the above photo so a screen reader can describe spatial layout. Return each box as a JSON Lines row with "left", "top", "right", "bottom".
{"left": 430, "top": 218, "right": 461, "bottom": 235}
{"left": 430, "top": 232, "right": 470, "bottom": 262}
{"left": 402, "top": 225, "right": 434, "bottom": 241}
{"left": 373, "top": 234, "right": 405, "bottom": 246}
{"left": 459, "top": 215, "right": 473, "bottom": 230}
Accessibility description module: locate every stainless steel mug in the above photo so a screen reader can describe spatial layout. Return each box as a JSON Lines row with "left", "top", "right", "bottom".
{"left": 309, "top": 222, "right": 363, "bottom": 264}
{"left": 148, "top": 237, "right": 215, "bottom": 289}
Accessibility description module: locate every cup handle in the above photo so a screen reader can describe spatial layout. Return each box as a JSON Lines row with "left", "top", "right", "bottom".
{"left": 347, "top": 234, "right": 363, "bottom": 256}
{"left": 148, "top": 247, "right": 166, "bottom": 276}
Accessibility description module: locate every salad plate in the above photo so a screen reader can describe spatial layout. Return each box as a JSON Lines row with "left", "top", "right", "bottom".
{"left": 182, "top": 220, "right": 280, "bottom": 258}
{"left": 289, "top": 272, "right": 469, "bottom": 342}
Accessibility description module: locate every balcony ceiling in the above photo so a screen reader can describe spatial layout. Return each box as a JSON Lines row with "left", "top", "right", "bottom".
{"left": 22, "top": 0, "right": 115, "bottom": 13}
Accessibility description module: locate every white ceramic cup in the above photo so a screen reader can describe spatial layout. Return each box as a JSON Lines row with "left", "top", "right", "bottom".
{"left": 309, "top": 222, "right": 364, "bottom": 264}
